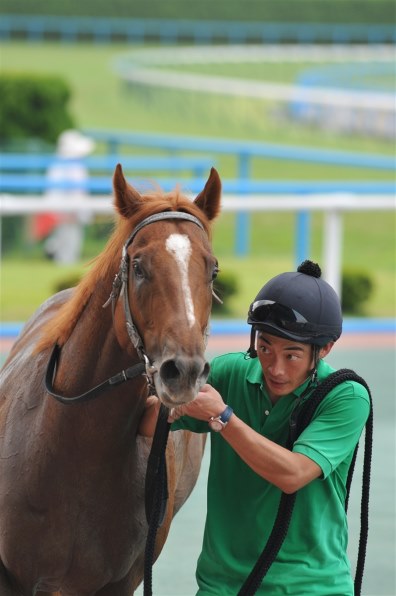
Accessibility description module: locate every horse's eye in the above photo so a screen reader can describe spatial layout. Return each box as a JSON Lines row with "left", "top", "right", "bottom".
{"left": 132, "top": 260, "right": 145, "bottom": 279}
{"left": 211, "top": 265, "right": 219, "bottom": 281}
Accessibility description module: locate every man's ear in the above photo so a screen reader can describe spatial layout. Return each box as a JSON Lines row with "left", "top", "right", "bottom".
{"left": 319, "top": 342, "right": 334, "bottom": 359}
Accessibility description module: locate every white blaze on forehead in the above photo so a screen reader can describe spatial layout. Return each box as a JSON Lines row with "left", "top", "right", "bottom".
{"left": 165, "top": 233, "right": 195, "bottom": 328}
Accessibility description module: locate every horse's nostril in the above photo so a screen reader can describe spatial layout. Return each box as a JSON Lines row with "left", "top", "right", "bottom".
{"left": 202, "top": 361, "right": 210, "bottom": 380}
{"left": 159, "top": 357, "right": 209, "bottom": 385}
{"left": 160, "top": 359, "right": 180, "bottom": 382}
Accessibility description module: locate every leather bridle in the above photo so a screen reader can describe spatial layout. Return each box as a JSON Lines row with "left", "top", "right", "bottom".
{"left": 45, "top": 210, "right": 206, "bottom": 404}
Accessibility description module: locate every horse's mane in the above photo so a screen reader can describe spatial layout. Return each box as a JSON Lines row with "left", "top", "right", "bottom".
{"left": 34, "top": 190, "right": 211, "bottom": 353}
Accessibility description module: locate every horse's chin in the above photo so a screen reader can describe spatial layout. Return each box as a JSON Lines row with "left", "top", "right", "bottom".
{"left": 156, "top": 390, "right": 196, "bottom": 408}
{"left": 155, "top": 381, "right": 204, "bottom": 408}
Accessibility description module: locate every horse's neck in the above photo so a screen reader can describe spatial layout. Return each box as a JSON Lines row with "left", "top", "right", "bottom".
{"left": 66, "top": 290, "right": 134, "bottom": 372}
{"left": 49, "top": 291, "right": 146, "bottom": 440}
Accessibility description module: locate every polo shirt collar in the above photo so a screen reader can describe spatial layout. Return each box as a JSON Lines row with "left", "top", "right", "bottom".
{"left": 246, "top": 357, "right": 264, "bottom": 386}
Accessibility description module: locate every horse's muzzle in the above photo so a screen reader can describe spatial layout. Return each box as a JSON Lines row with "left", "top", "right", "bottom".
{"left": 156, "top": 355, "right": 210, "bottom": 406}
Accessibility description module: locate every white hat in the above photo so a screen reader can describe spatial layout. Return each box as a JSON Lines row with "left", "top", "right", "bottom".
{"left": 56, "top": 129, "right": 95, "bottom": 158}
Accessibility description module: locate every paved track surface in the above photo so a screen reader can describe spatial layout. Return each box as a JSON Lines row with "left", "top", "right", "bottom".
{"left": 1, "top": 333, "right": 395, "bottom": 595}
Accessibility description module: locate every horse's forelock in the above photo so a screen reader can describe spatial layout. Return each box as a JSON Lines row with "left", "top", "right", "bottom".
{"left": 129, "top": 189, "right": 211, "bottom": 235}
{"left": 34, "top": 190, "right": 211, "bottom": 353}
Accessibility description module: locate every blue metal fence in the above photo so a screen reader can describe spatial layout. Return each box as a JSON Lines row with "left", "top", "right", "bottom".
{"left": 0, "top": 154, "right": 214, "bottom": 177}
{"left": 82, "top": 131, "right": 396, "bottom": 171}
{"left": 0, "top": 15, "right": 394, "bottom": 44}
{"left": 2, "top": 130, "right": 394, "bottom": 260}
{"left": 1, "top": 175, "right": 394, "bottom": 196}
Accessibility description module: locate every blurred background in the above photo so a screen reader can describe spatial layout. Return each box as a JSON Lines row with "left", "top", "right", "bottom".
{"left": 0, "top": 0, "right": 395, "bottom": 323}
{"left": 0, "top": 1, "right": 395, "bottom": 594}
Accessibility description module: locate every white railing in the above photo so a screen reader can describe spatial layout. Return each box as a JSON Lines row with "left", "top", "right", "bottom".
{"left": 1, "top": 192, "right": 395, "bottom": 296}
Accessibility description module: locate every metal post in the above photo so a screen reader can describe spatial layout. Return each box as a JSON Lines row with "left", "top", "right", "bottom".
{"left": 323, "top": 209, "right": 343, "bottom": 297}
{"left": 295, "top": 210, "right": 311, "bottom": 267}
{"left": 236, "top": 153, "right": 251, "bottom": 257}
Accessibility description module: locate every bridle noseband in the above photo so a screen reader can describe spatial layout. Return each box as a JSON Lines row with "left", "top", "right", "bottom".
{"left": 46, "top": 211, "right": 206, "bottom": 404}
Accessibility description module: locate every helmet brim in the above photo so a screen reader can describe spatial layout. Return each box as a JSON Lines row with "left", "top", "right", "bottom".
{"left": 252, "top": 322, "right": 336, "bottom": 347}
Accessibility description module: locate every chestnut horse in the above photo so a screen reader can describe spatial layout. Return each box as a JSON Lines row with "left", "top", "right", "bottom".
{"left": 0, "top": 165, "right": 221, "bottom": 595}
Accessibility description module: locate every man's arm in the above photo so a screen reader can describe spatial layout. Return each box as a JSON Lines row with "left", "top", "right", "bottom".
{"left": 171, "top": 384, "right": 322, "bottom": 494}
{"left": 221, "top": 415, "right": 322, "bottom": 494}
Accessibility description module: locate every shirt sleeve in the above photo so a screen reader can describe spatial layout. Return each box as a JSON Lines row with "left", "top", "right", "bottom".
{"left": 292, "top": 380, "right": 371, "bottom": 478}
{"left": 171, "top": 416, "right": 208, "bottom": 433}
{"left": 170, "top": 356, "right": 222, "bottom": 433}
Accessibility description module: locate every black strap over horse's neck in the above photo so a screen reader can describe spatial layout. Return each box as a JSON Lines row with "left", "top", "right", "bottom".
{"left": 238, "top": 369, "right": 373, "bottom": 596}
{"left": 45, "top": 343, "right": 146, "bottom": 404}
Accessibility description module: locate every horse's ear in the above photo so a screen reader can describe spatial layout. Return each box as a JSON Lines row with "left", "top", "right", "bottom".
{"left": 194, "top": 167, "right": 221, "bottom": 221}
{"left": 113, "top": 163, "right": 144, "bottom": 218}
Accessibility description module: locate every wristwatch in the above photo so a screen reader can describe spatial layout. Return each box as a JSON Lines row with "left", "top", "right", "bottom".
{"left": 208, "top": 406, "right": 233, "bottom": 432}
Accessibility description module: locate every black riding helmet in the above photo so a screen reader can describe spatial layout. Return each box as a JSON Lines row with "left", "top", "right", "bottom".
{"left": 247, "top": 260, "right": 342, "bottom": 357}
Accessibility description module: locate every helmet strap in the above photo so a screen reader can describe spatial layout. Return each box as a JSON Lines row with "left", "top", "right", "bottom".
{"left": 310, "top": 345, "right": 320, "bottom": 385}
{"left": 247, "top": 327, "right": 257, "bottom": 358}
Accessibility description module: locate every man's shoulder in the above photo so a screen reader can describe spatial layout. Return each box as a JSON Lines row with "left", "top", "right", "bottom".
{"left": 317, "top": 360, "right": 371, "bottom": 405}
{"left": 209, "top": 351, "right": 258, "bottom": 382}
{"left": 211, "top": 351, "right": 254, "bottom": 372}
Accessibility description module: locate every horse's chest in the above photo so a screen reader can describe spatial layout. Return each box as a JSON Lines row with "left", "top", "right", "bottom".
{"left": 1, "top": 448, "right": 148, "bottom": 591}
{"left": 3, "top": 494, "right": 147, "bottom": 592}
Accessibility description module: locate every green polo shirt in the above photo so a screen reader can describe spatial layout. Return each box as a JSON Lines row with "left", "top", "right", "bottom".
{"left": 172, "top": 352, "right": 370, "bottom": 595}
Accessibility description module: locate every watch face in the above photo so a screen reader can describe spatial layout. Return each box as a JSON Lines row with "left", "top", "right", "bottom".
{"left": 209, "top": 419, "right": 224, "bottom": 432}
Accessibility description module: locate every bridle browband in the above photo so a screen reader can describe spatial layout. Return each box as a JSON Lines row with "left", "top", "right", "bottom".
{"left": 45, "top": 210, "right": 206, "bottom": 404}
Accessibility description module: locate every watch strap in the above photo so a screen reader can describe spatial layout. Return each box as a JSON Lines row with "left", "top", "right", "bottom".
{"left": 219, "top": 405, "right": 233, "bottom": 424}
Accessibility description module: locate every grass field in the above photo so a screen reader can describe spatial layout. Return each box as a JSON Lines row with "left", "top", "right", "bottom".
{"left": 2, "top": 42, "right": 395, "bottom": 157}
{"left": 1, "top": 209, "right": 395, "bottom": 321}
{"left": 0, "top": 41, "right": 395, "bottom": 321}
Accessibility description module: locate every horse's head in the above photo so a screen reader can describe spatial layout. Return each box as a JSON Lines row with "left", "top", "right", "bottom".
{"left": 111, "top": 165, "right": 221, "bottom": 406}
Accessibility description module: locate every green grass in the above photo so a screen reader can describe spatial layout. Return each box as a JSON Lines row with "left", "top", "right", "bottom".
{"left": 1, "top": 42, "right": 394, "bottom": 158}
{"left": 0, "top": 41, "right": 394, "bottom": 321}
{"left": 1, "top": 210, "right": 395, "bottom": 321}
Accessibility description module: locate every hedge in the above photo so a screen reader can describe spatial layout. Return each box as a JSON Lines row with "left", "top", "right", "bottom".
{"left": 0, "top": 73, "right": 75, "bottom": 144}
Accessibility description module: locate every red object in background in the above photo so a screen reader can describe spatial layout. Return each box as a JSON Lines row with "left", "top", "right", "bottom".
{"left": 31, "top": 213, "right": 62, "bottom": 240}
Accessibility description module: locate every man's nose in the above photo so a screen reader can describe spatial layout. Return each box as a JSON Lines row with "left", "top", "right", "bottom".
{"left": 268, "top": 357, "right": 284, "bottom": 376}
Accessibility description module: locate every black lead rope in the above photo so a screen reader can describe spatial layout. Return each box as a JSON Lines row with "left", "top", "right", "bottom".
{"left": 238, "top": 369, "right": 373, "bottom": 596}
{"left": 45, "top": 343, "right": 146, "bottom": 404}
{"left": 143, "top": 404, "right": 171, "bottom": 596}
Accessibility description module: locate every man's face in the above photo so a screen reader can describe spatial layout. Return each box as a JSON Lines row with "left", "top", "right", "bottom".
{"left": 256, "top": 332, "right": 327, "bottom": 402}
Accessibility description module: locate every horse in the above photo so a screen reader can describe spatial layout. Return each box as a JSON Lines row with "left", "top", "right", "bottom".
{"left": 0, "top": 165, "right": 222, "bottom": 595}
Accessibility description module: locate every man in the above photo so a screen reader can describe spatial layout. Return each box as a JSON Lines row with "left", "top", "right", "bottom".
{"left": 139, "top": 260, "right": 370, "bottom": 595}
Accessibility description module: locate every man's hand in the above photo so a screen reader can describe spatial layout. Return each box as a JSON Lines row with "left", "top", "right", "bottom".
{"left": 168, "top": 383, "right": 226, "bottom": 423}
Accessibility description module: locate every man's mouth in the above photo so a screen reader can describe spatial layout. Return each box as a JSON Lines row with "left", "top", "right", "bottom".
{"left": 267, "top": 377, "right": 287, "bottom": 389}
